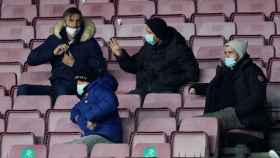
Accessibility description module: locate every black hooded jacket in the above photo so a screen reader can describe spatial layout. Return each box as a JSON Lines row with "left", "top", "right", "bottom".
{"left": 116, "top": 27, "right": 199, "bottom": 94}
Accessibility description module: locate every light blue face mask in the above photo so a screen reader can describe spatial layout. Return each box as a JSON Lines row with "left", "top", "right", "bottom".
{"left": 224, "top": 57, "right": 237, "bottom": 69}
{"left": 144, "top": 34, "right": 157, "bottom": 46}
{"left": 77, "top": 83, "right": 88, "bottom": 96}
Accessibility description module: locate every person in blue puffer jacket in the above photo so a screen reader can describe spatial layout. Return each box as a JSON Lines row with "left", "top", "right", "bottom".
{"left": 67, "top": 72, "right": 122, "bottom": 154}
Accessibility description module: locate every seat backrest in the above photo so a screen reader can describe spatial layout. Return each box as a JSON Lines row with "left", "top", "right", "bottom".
{"left": 46, "top": 132, "right": 81, "bottom": 148}
{"left": 143, "top": 93, "right": 182, "bottom": 113}
{"left": 1, "top": 133, "right": 35, "bottom": 158}
{"left": 80, "top": 2, "right": 115, "bottom": 21}
{"left": 152, "top": 15, "right": 186, "bottom": 24}
{"left": 136, "top": 108, "right": 172, "bottom": 126}
{"left": 95, "top": 24, "right": 115, "bottom": 41}
{"left": 196, "top": 0, "right": 235, "bottom": 18}
{"left": 19, "top": 71, "right": 51, "bottom": 85}
{"left": 236, "top": 22, "right": 276, "bottom": 39}
{"left": 109, "top": 69, "right": 136, "bottom": 93}
{"left": 46, "top": 110, "right": 81, "bottom": 133}
{"left": 39, "top": 4, "right": 76, "bottom": 17}
{"left": 0, "top": 40, "right": 25, "bottom": 49}
{"left": 232, "top": 13, "right": 266, "bottom": 23}
{"left": 137, "top": 118, "right": 176, "bottom": 136}
{"left": 0, "top": 63, "right": 22, "bottom": 81}
{"left": 193, "top": 13, "right": 226, "bottom": 24}
{"left": 131, "top": 132, "right": 167, "bottom": 148}
{"left": 34, "top": 18, "right": 62, "bottom": 39}
{"left": 54, "top": 95, "right": 80, "bottom": 109}
{"left": 121, "top": 117, "right": 135, "bottom": 143}
{"left": 236, "top": 0, "right": 276, "bottom": 17}
{"left": 131, "top": 143, "right": 171, "bottom": 158}
{"left": 2, "top": 0, "right": 33, "bottom": 5}
{"left": 90, "top": 144, "right": 129, "bottom": 158}
{"left": 49, "top": 144, "right": 87, "bottom": 158}
{"left": 1, "top": 5, "right": 37, "bottom": 23}
{"left": 231, "top": 35, "right": 265, "bottom": 46}
{"left": 0, "top": 72, "right": 17, "bottom": 93}
{"left": 115, "top": 23, "right": 145, "bottom": 38}
{"left": 247, "top": 45, "right": 274, "bottom": 65}
{"left": 117, "top": 0, "right": 155, "bottom": 18}
{"left": 183, "top": 86, "right": 206, "bottom": 108}
{"left": 196, "top": 22, "right": 236, "bottom": 40}
{"left": 199, "top": 68, "right": 216, "bottom": 83}
{"left": 176, "top": 108, "right": 204, "bottom": 123}
{"left": 39, "top": 0, "right": 72, "bottom": 5}
{"left": 0, "top": 48, "right": 30, "bottom": 65}
{"left": 168, "top": 23, "right": 195, "bottom": 41}
{"left": 8, "top": 145, "right": 47, "bottom": 158}
{"left": 157, "top": 0, "right": 195, "bottom": 19}
{"left": 117, "top": 94, "right": 141, "bottom": 113}
{"left": 13, "top": 95, "right": 51, "bottom": 114}
{"left": 269, "top": 59, "right": 280, "bottom": 82}
{"left": 179, "top": 117, "right": 219, "bottom": 156}
{"left": 171, "top": 131, "right": 209, "bottom": 158}
{"left": 0, "top": 118, "right": 5, "bottom": 133}
{"left": 0, "top": 96, "right": 12, "bottom": 115}
{"left": 26, "top": 64, "right": 52, "bottom": 72}
{"left": 270, "top": 35, "right": 280, "bottom": 58}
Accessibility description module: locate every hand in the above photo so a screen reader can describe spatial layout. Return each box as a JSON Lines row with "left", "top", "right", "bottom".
{"left": 62, "top": 52, "right": 75, "bottom": 67}
{"left": 87, "top": 121, "right": 96, "bottom": 130}
{"left": 108, "top": 38, "right": 122, "bottom": 56}
{"left": 53, "top": 44, "right": 69, "bottom": 56}
{"left": 189, "top": 88, "right": 196, "bottom": 95}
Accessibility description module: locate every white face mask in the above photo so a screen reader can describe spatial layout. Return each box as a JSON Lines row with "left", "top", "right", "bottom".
{"left": 77, "top": 83, "right": 88, "bottom": 96}
{"left": 66, "top": 27, "right": 80, "bottom": 37}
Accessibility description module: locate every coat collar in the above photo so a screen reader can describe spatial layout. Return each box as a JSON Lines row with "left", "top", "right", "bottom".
{"left": 52, "top": 20, "right": 96, "bottom": 42}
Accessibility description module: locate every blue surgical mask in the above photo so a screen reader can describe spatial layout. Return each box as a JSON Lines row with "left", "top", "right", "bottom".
{"left": 77, "top": 83, "right": 88, "bottom": 96}
{"left": 224, "top": 57, "right": 237, "bottom": 69}
{"left": 144, "top": 34, "right": 157, "bottom": 46}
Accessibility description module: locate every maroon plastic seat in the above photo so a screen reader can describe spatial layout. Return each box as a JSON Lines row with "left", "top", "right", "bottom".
{"left": 90, "top": 144, "right": 129, "bottom": 158}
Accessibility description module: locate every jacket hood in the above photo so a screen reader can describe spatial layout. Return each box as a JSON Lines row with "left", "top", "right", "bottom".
{"left": 52, "top": 20, "right": 96, "bottom": 42}
{"left": 88, "top": 74, "right": 118, "bottom": 92}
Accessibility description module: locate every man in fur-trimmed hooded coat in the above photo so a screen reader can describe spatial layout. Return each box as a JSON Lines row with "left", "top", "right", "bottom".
{"left": 18, "top": 8, "right": 107, "bottom": 101}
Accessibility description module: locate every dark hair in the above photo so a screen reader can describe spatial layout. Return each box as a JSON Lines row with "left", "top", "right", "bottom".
{"left": 63, "top": 7, "right": 83, "bottom": 18}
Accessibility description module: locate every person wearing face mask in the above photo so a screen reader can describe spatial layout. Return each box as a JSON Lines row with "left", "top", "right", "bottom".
{"left": 188, "top": 40, "right": 278, "bottom": 158}
{"left": 17, "top": 7, "right": 106, "bottom": 103}
{"left": 69, "top": 72, "right": 122, "bottom": 155}
{"left": 108, "top": 17, "right": 199, "bottom": 99}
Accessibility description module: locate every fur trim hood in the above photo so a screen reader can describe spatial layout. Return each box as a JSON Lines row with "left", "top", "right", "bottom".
{"left": 52, "top": 20, "right": 96, "bottom": 42}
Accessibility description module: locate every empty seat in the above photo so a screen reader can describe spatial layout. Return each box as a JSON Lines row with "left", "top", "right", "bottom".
{"left": 46, "top": 109, "right": 81, "bottom": 133}
{"left": 131, "top": 132, "right": 167, "bottom": 147}
{"left": 1, "top": 5, "right": 37, "bottom": 23}
{"left": 176, "top": 108, "right": 204, "bottom": 123}
{"left": 49, "top": 144, "right": 87, "bottom": 158}
{"left": 7, "top": 115, "right": 45, "bottom": 137}
{"left": 192, "top": 13, "right": 226, "bottom": 24}
{"left": 109, "top": 69, "right": 136, "bottom": 93}
{"left": 90, "top": 144, "right": 129, "bottom": 158}
{"left": 143, "top": 93, "right": 182, "bottom": 113}
{"left": 137, "top": 118, "right": 176, "bottom": 136}
{"left": 54, "top": 95, "right": 79, "bottom": 109}
{"left": 39, "top": 4, "right": 76, "bottom": 17}
{"left": 196, "top": 0, "right": 235, "bottom": 18}
{"left": 6, "top": 110, "right": 41, "bottom": 119}
{"left": 179, "top": 117, "right": 219, "bottom": 157}
{"left": 0, "top": 72, "right": 17, "bottom": 93}
{"left": 113, "top": 15, "right": 146, "bottom": 26}
{"left": 34, "top": 17, "right": 62, "bottom": 39}
{"left": 171, "top": 132, "right": 209, "bottom": 158}
{"left": 115, "top": 23, "right": 145, "bottom": 38}
{"left": 230, "top": 35, "right": 265, "bottom": 46}
{"left": 183, "top": 86, "right": 206, "bottom": 108}
{"left": 8, "top": 145, "right": 47, "bottom": 158}
{"left": 247, "top": 46, "right": 275, "bottom": 65}
{"left": 39, "top": 0, "right": 72, "bottom": 5}
{"left": 13, "top": 95, "right": 52, "bottom": 114}
{"left": 135, "top": 108, "right": 172, "bottom": 126}
{"left": 131, "top": 143, "right": 171, "bottom": 158}
{"left": 110, "top": 37, "right": 143, "bottom": 61}
{"left": 272, "top": 12, "right": 280, "bottom": 34}
{"left": 190, "top": 36, "right": 225, "bottom": 59}
{"left": 198, "top": 59, "right": 221, "bottom": 69}
{"left": 168, "top": 23, "right": 195, "bottom": 41}
{"left": 0, "top": 19, "right": 27, "bottom": 27}
{"left": 269, "top": 59, "right": 280, "bottom": 82}
{"left": 270, "top": 35, "right": 280, "bottom": 57}
{"left": 157, "top": 0, "right": 195, "bottom": 19}
{"left": 0, "top": 40, "right": 25, "bottom": 49}
{"left": 236, "top": 0, "right": 276, "bottom": 17}
{"left": 19, "top": 71, "right": 51, "bottom": 85}
{"left": 236, "top": 22, "right": 275, "bottom": 39}
{"left": 46, "top": 132, "right": 81, "bottom": 148}
{"left": 79, "top": 2, "right": 115, "bottom": 21}
{"left": 0, "top": 48, "right": 30, "bottom": 65}
{"left": 26, "top": 64, "right": 52, "bottom": 72}
{"left": 86, "top": 17, "right": 106, "bottom": 25}
{"left": 151, "top": 15, "right": 187, "bottom": 24}
{"left": 0, "top": 86, "right": 5, "bottom": 96}
{"left": 117, "top": 94, "right": 141, "bottom": 113}
{"left": 2, "top": 0, "right": 32, "bottom": 5}
{"left": 117, "top": 0, "right": 155, "bottom": 18}
{"left": 95, "top": 24, "right": 115, "bottom": 41}
{"left": 196, "top": 22, "right": 236, "bottom": 40}
{"left": 232, "top": 13, "right": 266, "bottom": 23}
{"left": 0, "top": 63, "right": 23, "bottom": 83}
{"left": 0, "top": 118, "right": 4, "bottom": 133}
{"left": 1, "top": 133, "right": 35, "bottom": 158}
{"left": 0, "top": 96, "right": 12, "bottom": 115}
{"left": 0, "top": 26, "right": 34, "bottom": 44}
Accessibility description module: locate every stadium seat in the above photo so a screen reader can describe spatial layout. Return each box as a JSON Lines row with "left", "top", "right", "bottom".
{"left": 1, "top": 5, "right": 37, "bottom": 23}
{"left": 269, "top": 59, "right": 280, "bottom": 82}
{"left": 196, "top": 22, "right": 236, "bottom": 40}
{"left": 130, "top": 132, "right": 167, "bottom": 147}
{"left": 0, "top": 48, "right": 30, "bottom": 65}
{"left": 272, "top": 12, "right": 280, "bottom": 34}
{"left": 29, "top": 39, "right": 45, "bottom": 49}
{"left": 137, "top": 118, "right": 176, "bottom": 136}
{"left": 45, "top": 132, "right": 82, "bottom": 149}
{"left": 19, "top": 71, "right": 51, "bottom": 86}
{"left": 135, "top": 108, "right": 172, "bottom": 127}
{"left": 176, "top": 108, "right": 204, "bottom": 123}
{"left": 231, "top": 13, "right": 266, "bottom": 23}
{"left": 113, "top": 15, "right": 146, "bottom": 25}
{"left": 0, "top": 96, "right": 13, "bottom": 115}
{"left": 236, "top": 0, "right": 276, "bottom": 17}
{"left": 0, "top": 40, "right": 25, "bottom": 49}
{"left": 117, "top": 94, "right": 141, "bottom": 113}
{"left": 0, "top": 63, "right": 23, "bottom": 83}
{"left": 270, "top": 35, "right": 280, "bottom": 57}
{"left": 198, "top": 68, "right": 216, "bottom": 83}
{"left": 34, "top": 17, "right": 62, "bottom": 39}
{"left": 183, "top": 86, "right": 206, "bottom": 108}
{"left": 152, "top": 15, "right": 187, "bottom": 24}
{"left": 196, "top": 0, "right": 235, "bottom": 18}
{"left": 79, "top": 2, "right": 115, "bottom": 21}
{"left": 90, "top": 144, "right": 129, "bottom": 158}
{"left": 236, "top": 22, "right": 275, "bottom": 39}
{"left": 1, "top": 0, "right": 33, "bottom": 5}
{"left": 8, "top": 145, "right": 47, "bottom": 158}
{"left": 13, "top": 95, "right": 52, "bottom": 114}
{"left": 192, "top": 13, "right": 226, "bottom": 24}
{"left": 131, "top": 143, "right": 171, "bottom": 158}
{"left": 39, "top": 0, "right": 73, "bottom": 5}
{"left": 49, "top": 144, "right": 87, "bottom": 158}
{"left": 39, "top": 4, "right": 76, "bottom": 17}
{"left": 121, "top": 117, "right": 135, "bottom": 143}
{"left": 0, "top": 19, "right": 27, "bottom": 27}
{"left": 168, "top": 23, "right": 195, "bottom": 41}
{"left": 0, "top": 86, "right": 6, "bottom": 97}
{"left": 0, "top": 118, "right": 4, "bottom": 133}
{"left": 117, "top": 0, "right": 155, "bottom": 18}
{"left": 115, "top": 23, "right": 145, "bottom": 38}
{"left": 157, "top": 0, "right": 195, "bottom": 19}
{"left": 0, "top": 72, "right": 17, "bottom": 93}
{"left": 95, "top": 24, "right": 115, "bottom": 41}
{"left": 26, "top": 64, "right": 52, "bottom": 72}
{"left": 109, "top": 69, "right": 136, "bottom": 93}
{"left": 54, "top": 95, "right": 79, "bottom": 109}
{"left": 247, "top": 45, "right": 274, "bottom": 65}
{"left": 230, "top": 35, "right": 265, "bottom": 46}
